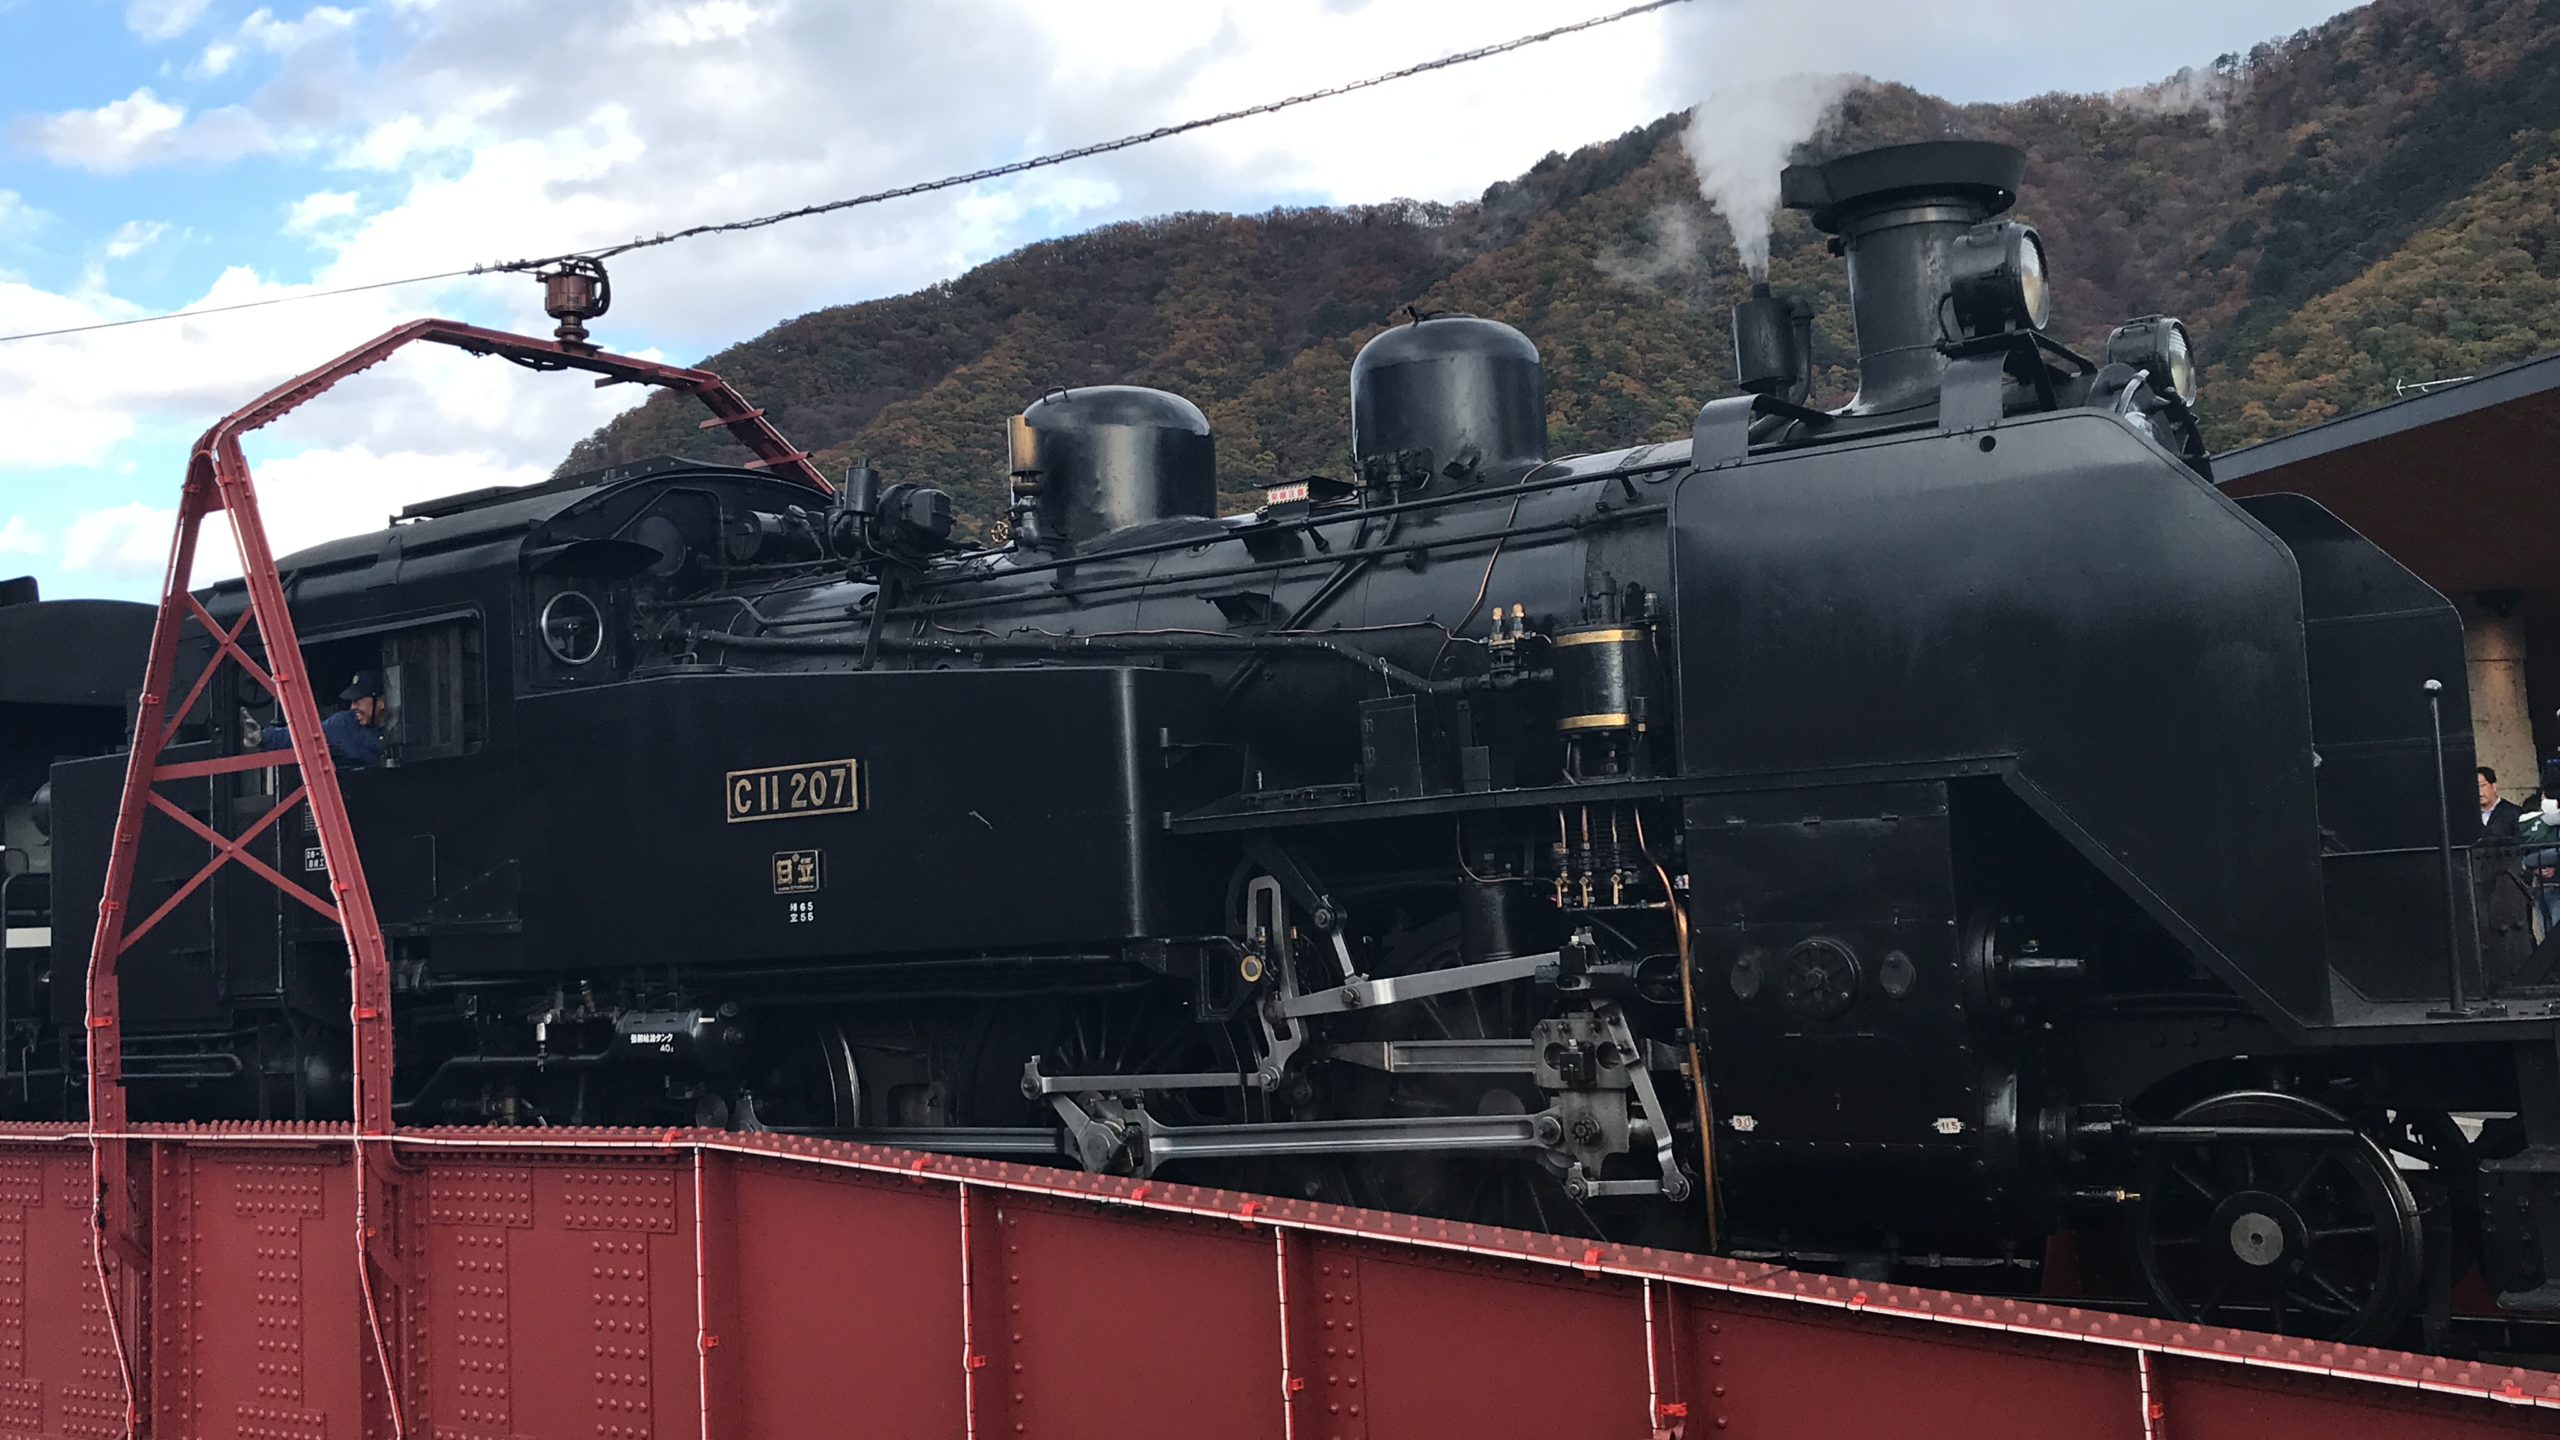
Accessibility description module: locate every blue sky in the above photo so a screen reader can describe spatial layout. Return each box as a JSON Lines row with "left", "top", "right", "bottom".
{"left": 1, "top": 0, "right": 2362, "bottom": 601}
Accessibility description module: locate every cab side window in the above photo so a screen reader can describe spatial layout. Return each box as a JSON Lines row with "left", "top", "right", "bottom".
{"left": 381, "top": 618, "right": 484, "bottom": 762}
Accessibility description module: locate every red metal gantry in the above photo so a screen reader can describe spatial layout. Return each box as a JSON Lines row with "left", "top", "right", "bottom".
{"left": 70, "top": 317, "right": 827, "bottom": 1439}
{"left": 16, "top": 319, "right": 2560, "bottom": 1438}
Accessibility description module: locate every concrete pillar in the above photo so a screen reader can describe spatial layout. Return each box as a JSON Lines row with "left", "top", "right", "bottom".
{"left": 2467, "top": 610, "right": 2538, "bottom": 798}
{"left": 2524, "top": 592, "right": 2560, "bottom": 764}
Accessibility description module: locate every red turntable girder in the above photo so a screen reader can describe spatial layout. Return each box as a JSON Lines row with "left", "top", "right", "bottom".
{"left": 46, "top": 320, "right": 2560, "bottom": 1437}
{"left": 0, "top": 1123, "right": 2554, "bottom": 1439}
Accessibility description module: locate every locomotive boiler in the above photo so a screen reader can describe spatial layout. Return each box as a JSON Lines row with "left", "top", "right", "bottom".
{"left": 15, "top": 140, "right": 2560, "bottom": 1351}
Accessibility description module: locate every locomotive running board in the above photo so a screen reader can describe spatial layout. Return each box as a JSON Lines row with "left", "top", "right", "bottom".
{"left": 0, "top": 1119, "right": 2550, "bottom": 1437}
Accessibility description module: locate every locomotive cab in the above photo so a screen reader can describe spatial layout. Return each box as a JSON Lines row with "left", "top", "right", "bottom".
{"left": 42, "top": 458, "right": 849, "bottom": 1114}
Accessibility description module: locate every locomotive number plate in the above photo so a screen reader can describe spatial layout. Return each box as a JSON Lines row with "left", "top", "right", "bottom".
{"left": 725, "top": 759, "right": 862, "bottom": 823}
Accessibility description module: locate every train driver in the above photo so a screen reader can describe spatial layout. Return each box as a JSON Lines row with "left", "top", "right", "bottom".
{"left": 259, "top": 669, "right": 388, "bottom": 768}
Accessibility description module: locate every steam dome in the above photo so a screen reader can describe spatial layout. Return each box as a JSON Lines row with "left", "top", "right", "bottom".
{"left": 1349, "top": 315, "right": 1546, "bottom": 488}
{"left": 1007, "top": 386, "right": 1217, "bottom": 551}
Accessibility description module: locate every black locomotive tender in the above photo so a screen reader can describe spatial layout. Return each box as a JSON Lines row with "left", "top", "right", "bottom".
{"left": 9, "top": 141, "right": 2560, "bottom": 1347}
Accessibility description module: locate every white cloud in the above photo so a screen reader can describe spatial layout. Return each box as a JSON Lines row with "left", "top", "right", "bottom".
{"left": 239, "top": 5, "right": 361, "bottom": 54}
{"left": 125, "top": 0, "right": 213, "bottom": 42}
{"left": 0, "top": 516, "right": 42, "bottom": 556}
{"left": 53, "top": 443, "right": 552, "bottom": 589}
{"left": 1646, "top": 0, "right": 2361, "bottom": 113}
{"left": 22, "top": 99, "right": 280, "bottom": 173}
{"left": 61, "top": 503, "right": 172, "bottom": 578}
{"left": 0, "top": 258, "right": 639, "bottom": 478}
{"left": 636, "top": 0, "right": 762, "bottom": 47}
{"left": 21, "top": 89, "right": 190, "bottom": 174}
{"left": 0, "top": 191, "right": 46, "bottom": 248}
{"left": 330, "top": 97, "right": 506, "bottom": 172}
{"left": 187, "top": 5, "right": 358, "bottom": 78}
{"left": 0, "top": 282, "right": 148, "bottom": 467}
{"left": 187, "top": 442, "right": 555, "bottom": 582}
{"left": 104, "top": 220, "right": 171, "bottom": 260}
{"left": 285, "top": 190, "right": 360, "bottom": 233}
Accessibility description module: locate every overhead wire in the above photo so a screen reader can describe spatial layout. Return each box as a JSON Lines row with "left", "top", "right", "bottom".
{"left": 0, "top": 0, "right": 1689, "bottom": 347}
{"left": 0, "top": 268, "right": 486, "bottom": 344}
{"left": 477, "top": 0, "right": 1691, "bottom": 273}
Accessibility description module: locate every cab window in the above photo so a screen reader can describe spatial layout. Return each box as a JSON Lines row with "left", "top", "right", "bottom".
{"left": 289, "top": 615, "right": 484, "bottom": 764}
{"left": 380, "top": 618, "right": 484, "bottom": 761}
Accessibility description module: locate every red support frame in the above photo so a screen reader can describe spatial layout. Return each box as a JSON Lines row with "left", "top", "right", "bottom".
{"left": 79, "top": 319, "right": 831, "bottom": 1438}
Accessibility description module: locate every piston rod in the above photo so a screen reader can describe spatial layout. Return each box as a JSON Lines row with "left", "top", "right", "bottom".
{"left": 1138, "top": 1107, "right": 1566, "bottom": 1167}
{"left": 1319, "top": 1039, "right": 1539, "bottom": 1073}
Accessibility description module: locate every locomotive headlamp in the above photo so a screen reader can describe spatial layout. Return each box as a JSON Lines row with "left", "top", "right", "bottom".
{"left": 1946, "top": 220, "right": 2051, "bottom": 337}
{"left": 2103, "top": 315, "right": 2198, "bottom": 405}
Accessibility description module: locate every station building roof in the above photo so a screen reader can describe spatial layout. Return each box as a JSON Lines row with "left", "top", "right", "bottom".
{"left": 2216, "top": 350, "right": 2560, "bottom": 598}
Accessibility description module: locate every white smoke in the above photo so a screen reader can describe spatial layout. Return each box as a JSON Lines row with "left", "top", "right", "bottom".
{"left": 1678, "top": 73, "right": 1859, "bottom": 280}
{"left": 1595, "top": 203, "right": 1707, "bottom": 288}
{"left": 2108, "top": 64, "right": 2243, "bottom": 128}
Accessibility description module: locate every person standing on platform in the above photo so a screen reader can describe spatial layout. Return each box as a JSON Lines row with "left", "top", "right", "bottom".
{"left": 2481, "top": 767, "right": 2523, "bottom": 841}
{"left": 2527, "top": 760, "right": 2560, "bottom": 941}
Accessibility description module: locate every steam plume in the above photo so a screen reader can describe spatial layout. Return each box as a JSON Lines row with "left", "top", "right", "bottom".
{"left": 2109, "top": 65, "right": 2241, "bottom": 127}
{"left": 1595, "top": 204, "right": 1706, "bottom": 288}
{"left": 1678, "top": 73, "right": 1858, "bottom": 280}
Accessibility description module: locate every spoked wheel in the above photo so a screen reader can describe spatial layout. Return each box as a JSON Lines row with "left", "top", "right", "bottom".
{"left": 738, "top": 1017, "right": 860, "bottom": 1130}
{"left": 2132, "top": 1091, "right": 2423, "bottom": 1344}
{"left": 1046, "top": 991, "right": 1248, "bottom": 1128}
{"left": 963, "top": 988, "right": 1249, "bottom": 1131}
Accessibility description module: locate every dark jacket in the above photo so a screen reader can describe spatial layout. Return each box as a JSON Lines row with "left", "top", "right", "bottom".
{"left": 261, "top": 708, "right": 384, "bottom": 768}
{"left": 2482, "top": 797, "right": 2524, "bottom": 842}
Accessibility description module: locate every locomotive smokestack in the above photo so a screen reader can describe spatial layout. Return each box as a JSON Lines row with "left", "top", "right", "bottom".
{"left": 1779, "top": 141, "right": 2026, "bottom": 416}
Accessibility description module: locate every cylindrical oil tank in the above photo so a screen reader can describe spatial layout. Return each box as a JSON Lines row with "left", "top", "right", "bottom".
{"left": 1350, "top": 315, "right": 1546, "bottom": 488}
{"left": 1553, "top": 621, "right": 1661, "bottom": 737}
{"left": 1008, "top": 386, "right": 1217, "bottom": 551}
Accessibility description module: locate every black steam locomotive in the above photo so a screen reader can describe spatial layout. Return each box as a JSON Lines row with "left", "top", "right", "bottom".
{"left": 8, "top": 141, "right": 2560, "bottom": 1349}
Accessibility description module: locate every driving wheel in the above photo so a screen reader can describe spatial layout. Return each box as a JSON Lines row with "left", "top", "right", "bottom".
{"left": 2131, "top": 1090, "right": 2423, "bottom": 1344}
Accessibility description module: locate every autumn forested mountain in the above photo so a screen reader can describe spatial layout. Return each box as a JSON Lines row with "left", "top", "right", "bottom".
{"left": 564, "top": 0, "right": 2560, "bottom": 526}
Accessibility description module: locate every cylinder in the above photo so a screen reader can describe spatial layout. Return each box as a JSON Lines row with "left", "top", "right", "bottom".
{"left": 1778, "top": 142, "right": 2027, "bottom": 416}
{"left": 1553, "top": 622, "right": 1660, "bottom": 736}
{"left": 1009, "top": 386, "right": 1217, "bottom": 551}
{"left": 1350, "top": 315, "right": 1546, "bottom": 488}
